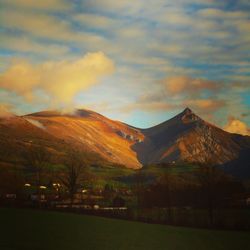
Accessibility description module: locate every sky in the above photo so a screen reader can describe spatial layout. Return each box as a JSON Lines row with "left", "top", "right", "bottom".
{"left": 0, "top": 0, "right": 249, "bottom": 134}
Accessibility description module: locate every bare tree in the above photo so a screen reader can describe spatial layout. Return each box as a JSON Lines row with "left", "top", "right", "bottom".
{"left": 23, "top": 145, "right": 50, "bottom": 193}
{"left": 134, "top": 170, "right": 147, "bottom": 208}
{"left": 196, "top": 163, "right": 231, "bottom": 227}
{"left": 158, "top": 172, "right": 179, "bottom": 224}
{"left": 60, "top": 150, "right": 86, "bottom": 207}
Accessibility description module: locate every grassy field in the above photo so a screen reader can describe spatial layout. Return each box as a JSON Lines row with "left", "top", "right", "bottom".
{"left": 0, "top": 208, "right": 250, "bottom": 250}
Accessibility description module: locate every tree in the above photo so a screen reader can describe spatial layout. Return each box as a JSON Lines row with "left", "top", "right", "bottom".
{"left": 196, "top": 164, "right": 234, "bottom": 227}
{"left": 23, "top": 145, "right": 50, "bottom": 193}
{"left": 158, "top": 172, "right": 180, "bottom": 223}
{"left": 134, "top": 170, "right": 147, "bottom": 208}
{"left": 60, "top": 150, "right": 86, "bottom": 207}
{"left": 141, "top": 171, "right": 183, "bottom": 224}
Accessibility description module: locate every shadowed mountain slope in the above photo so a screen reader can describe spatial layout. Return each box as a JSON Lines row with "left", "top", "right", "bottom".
{"left": 133, "top": 108, "right": 249, "bottom": 166}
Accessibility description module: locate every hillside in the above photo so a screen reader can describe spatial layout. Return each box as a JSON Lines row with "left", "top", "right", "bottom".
{"left": 0, "top": 108, "right": 250, "bottom": 176}
{"left": 24, "top": 109, "right": 144, "bottom": 168}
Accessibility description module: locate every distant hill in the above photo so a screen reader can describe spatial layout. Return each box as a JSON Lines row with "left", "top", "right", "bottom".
{"left": 0, "top": 108, "right": 249, "bottom": 177}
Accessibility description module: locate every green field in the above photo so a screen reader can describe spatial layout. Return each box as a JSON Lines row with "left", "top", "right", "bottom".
{"left": 85, "top": 163, "right": 197, "bottom": 188}
{"left": 0, "top": 208, "right": 250, "bottom": 250}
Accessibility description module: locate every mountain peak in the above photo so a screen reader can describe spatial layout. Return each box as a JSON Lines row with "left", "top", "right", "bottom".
{"left": 182, "top": 107, "right": 193, "bottom": 115}
{"left": 178, "top": 107, "right": 201, "bottom": 123}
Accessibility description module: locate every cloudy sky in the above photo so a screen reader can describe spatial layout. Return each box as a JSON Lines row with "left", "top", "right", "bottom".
{"left": 0, "top": 0, "right": 249, "bottom": 134}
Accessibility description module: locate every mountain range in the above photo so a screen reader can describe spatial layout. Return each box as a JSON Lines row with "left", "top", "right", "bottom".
{"left": 0, "top": 108, "right": 249, "bottom": 178}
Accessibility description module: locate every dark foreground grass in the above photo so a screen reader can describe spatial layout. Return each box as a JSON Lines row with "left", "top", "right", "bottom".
{"left": 0, "top": 208, "right": 250, "bottom": 250}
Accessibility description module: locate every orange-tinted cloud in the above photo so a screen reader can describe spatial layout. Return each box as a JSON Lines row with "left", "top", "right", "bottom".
{"left": 0, "top": 52, "right": 115, "bottom": 104}
{"left": 0, "top": 103, "right": 14, "bottom": 118}
{"left": 185, "top": 99, "right": 226, "bottom": 112}
{"left": 224, "top": 117, "right": 250, "bottom": 135}
{"left": 121, "top": 102, "right": 174, "bottom": 113}
{"left": 162, "top": 76, "right": 221, "bottom": 95}
{"left": 124, "top": 75, "right": 226, "bottom": 114}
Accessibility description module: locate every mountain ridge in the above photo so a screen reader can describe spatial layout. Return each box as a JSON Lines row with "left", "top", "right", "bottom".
{"left": 0, "top": 108, "right": 250, "bottom": 177}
